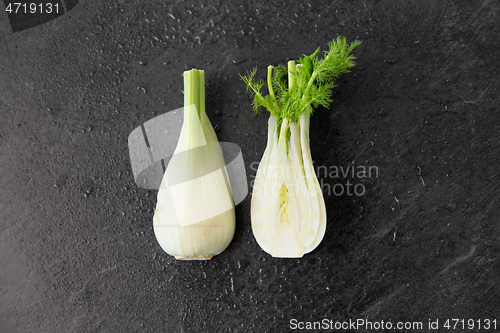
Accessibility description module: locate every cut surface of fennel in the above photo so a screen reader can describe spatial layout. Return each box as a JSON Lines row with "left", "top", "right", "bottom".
{"left": 251, "top": 113, "right": 326, "bottom": 257}
{"left": 153, "top": 69, "right": 235, "bottom": 260}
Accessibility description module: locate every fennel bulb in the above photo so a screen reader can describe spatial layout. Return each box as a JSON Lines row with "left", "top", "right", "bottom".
{"left": 243, "top": 37, "right": 361, "bottom": 257}
{"left": 153, "top": 69, "right": 235, "bottom": 260}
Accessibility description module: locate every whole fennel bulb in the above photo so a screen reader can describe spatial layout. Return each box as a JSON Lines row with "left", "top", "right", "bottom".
{"left": 153, "top": 69, "right": 235, "bottom": 260}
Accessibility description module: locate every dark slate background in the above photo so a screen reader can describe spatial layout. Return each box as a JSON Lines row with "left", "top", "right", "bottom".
{"left": 1, "top": 1, "right": 499, "bottom": 332}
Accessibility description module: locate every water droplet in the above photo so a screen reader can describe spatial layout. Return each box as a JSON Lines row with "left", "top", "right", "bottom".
{"left": 215, "top": 110, "right": 222, "bottom": 116}
{"left": 214, "top": 124, "right": 221, "bottom": 133}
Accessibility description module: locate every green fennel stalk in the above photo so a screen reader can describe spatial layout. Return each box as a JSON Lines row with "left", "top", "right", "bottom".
{"left": 242, "top": 36, "right": 361, "bottom": 134}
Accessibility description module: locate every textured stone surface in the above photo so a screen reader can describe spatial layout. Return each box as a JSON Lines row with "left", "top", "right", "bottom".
{"left": 1, "top": 1, "right": 499, "bottom": 332}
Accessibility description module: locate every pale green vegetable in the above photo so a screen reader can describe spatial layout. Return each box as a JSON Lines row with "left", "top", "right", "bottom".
{"left": 242, "top": 37, "right": 360, "bottom": 257}
{"left": 154, "top": 69, "right": 235, "bottom": 260}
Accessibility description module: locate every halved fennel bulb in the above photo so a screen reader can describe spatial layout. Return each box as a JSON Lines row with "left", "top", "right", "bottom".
{"left": 243, "top": 37, "right": 360, "bottom": 257}
{"left": 153, "top": 69, "right": 235, "bottom": 260}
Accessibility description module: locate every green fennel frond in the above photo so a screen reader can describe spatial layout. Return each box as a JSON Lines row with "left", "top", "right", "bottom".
{"left": 240, "top": 68, "right": 280, "bottom": 118}
{"left": 242, "top": 36, "right": 361, "bottom": 123}
{"left": 270, "top": 65, "right": 288, "bottom": 102}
